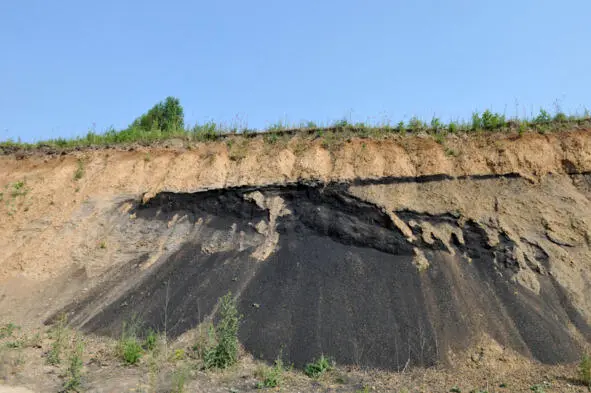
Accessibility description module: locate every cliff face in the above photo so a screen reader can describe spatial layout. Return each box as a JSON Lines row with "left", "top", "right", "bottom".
{"left": 1, "top": 131, "right": 590, "bottom": 369}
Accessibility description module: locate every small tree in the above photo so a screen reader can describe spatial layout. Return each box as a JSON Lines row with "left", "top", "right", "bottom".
{"left": 204, "top": 292, "right": 241, "bottom": 369}
{"left": 131, "top": 96, "right": 184, "bottom": 133}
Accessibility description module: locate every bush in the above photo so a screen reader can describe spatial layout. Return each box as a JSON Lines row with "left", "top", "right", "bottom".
{"left": 534, "top": 108, "right": 552, "bottom": 123}
{"left": 304, "top": 354, "right": 332, "bottom": 378}
{"left": 203, "top": 292, "right": 242, "bottom": 369}
{"left": 117, "top": 322, "right": 143, "bottom": 365}
{"left": 579, "top": 353, "right": 591, "bottom": 387}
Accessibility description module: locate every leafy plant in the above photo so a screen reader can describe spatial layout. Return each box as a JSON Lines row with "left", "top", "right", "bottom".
{"left": 304, "top": 354, "right": 332, "bottom": 378}
{"left": 203, "top": 292, "right": 242, "bottom": 369}
{"left": 579, "top": 353, "right": 591, "bottom": 388}
{"left": 450, "top": 386, "right": 462, "bottom": 392}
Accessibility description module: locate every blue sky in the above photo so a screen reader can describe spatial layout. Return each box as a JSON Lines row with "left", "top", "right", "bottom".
{"left": 1, "top": 0, "right": 590, "bottom": 142}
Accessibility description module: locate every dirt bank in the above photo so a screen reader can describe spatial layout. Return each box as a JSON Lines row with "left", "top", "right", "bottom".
{"left": 0, "top": 131, "right": 591, "bottom": 376}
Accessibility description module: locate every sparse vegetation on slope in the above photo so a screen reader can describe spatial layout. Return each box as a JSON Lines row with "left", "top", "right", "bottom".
{"left": 1, "top": 97, "right": 590, "bottom": 152}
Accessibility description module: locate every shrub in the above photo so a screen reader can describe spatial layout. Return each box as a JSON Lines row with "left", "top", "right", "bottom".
{"left": 117, "top": 321, "right": 143, "bottom": 365}
{"left": 480, "top": 110, "right": 505, "bottom": 130}
{"left": 304, "top": 354, "right": 332, "bottom": 378}
{"left": 579, "top": 353, "right": 591, "bottom": 387}
{"left": 534, "top": 108, "right": 552, "bottom": 123}
{"left": 203, "top": 292, "right": 242, "bottom": 369}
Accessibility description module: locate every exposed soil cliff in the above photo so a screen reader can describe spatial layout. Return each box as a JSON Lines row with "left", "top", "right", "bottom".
{"left": 1, "top": 131, "right": 591, "bottom": 382}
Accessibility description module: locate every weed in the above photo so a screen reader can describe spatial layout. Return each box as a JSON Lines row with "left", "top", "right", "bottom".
{"left": 267, "top": 121, "right": 288, "bottom": 132}
{"left": 481, "top": 110, "right": 505, "bottom": 130}
{"left": 554, "top": 112, "right": 568, "bottom": 122}
{"left": 355, "top": 386, "right": 370, "bottom": 393}
{"left": 73, "top": 159, "right": 85, "bottom": 181}
{"left": 256, "top": 355, "right": 284, "bottom": 389}
{"left": 448, "top": 121, "right": 458, "bottom": 133}
{"left": 0, "top": 322, "right": 19, "bottom": 339}
{"left": 48, "top": 314, "right": 68, "bottom": 365}
{"left": 518, "top": 122, "right": 527, "bottom": 136}
{"left": 304, "top": 354, "right": 332, "bottom": 378}
{"left": 333, "top": 118, "right": 351, "bottom": 128}
{"left": 143, "top": 329, "right": 157, "bottom": 352}
{"left": 144, "top": 153, "right": 151, "bottom": 162}
{"left": 445, "top": 148, "right": 459, "bottom": 157}
{"left": 62, "top": 338, "right": 84, "bottom": 392}
{"left": 203, "top": 292, "right": 241, "bottom": 369}
{"left": 192, "top": 122, "right": 219, "bottom": 142}
{"left": 430, "top": 117, "right": 444, "bottom": 133}
{"left": 434, "top": 133, "right": 445, "bottom": 144}
{"left": 529, "top": 384, "right": 545, "bottom": 393}
{"left": 579, "top": 353, "right": 591, "bottom": 388}
{"left": 171, "top": 348, "right": 186, "bottom": 361}
{"left": 408, "top": 117, "right": 427, "bottom": 133}
{"left": 450, "top": 387, "right": 461, "bottom": 393}
{"left": 263, "top": 133, "right": 279, "bottom": 144}
{"left": 5, "top": 340, "right": 24, "bottom": 349}
{"left": 11, "top": 181, "right": 28, "bottom": 197}
{"left": 396, "top": 121, "right": 406, "bottom": 133}
{"left": 171, "top": 365, "right": 189, "bottom": 393}
{"left": 98, "top": 240, "right": 107, "bottom": 249}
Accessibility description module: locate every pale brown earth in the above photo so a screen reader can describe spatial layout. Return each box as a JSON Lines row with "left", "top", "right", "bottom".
{"left": 1, "top": 130, "right": 591, "bottom": 392}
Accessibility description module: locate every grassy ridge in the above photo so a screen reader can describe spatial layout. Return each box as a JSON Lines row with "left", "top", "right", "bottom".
{"left": 2, "top": 98, "right": 590, "bottom": 152}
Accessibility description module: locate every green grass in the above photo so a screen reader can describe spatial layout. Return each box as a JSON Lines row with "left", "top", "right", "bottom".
{"left": 2, "top": 102, "right": 590, "bottom": 153}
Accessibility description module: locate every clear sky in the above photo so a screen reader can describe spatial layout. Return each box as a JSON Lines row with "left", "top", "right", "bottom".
{"left": 1, "top": 0, "right": 590, "bottom": 142}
